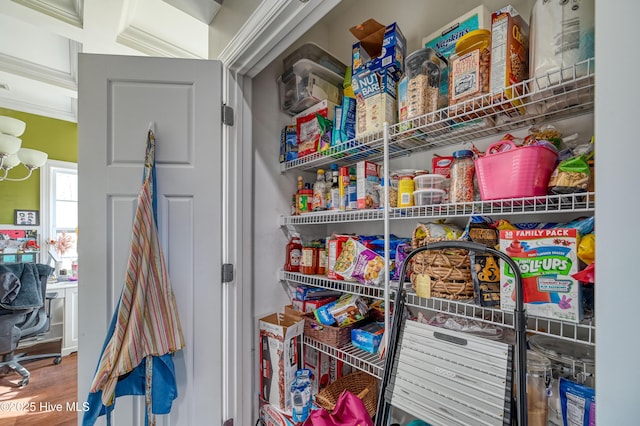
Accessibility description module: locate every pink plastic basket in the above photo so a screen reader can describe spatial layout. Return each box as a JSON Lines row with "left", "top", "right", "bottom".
{"left": 475, "top": 141, "right": 558, "bottom": 200}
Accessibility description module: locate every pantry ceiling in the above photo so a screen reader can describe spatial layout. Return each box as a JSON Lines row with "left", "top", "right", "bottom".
{"left": 0, "top": 0, "right": 221, "bottom": 122}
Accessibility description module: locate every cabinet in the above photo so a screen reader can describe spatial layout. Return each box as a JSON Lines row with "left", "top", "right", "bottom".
{"left": 278, "top": 57, "right": 596, "bottom": 384}
{"left": 46, "top": 281, "right": 79, "bottom": 356}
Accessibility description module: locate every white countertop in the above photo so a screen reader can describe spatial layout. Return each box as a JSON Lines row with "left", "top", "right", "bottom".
{"left": 46, "top": 279, "right": 78, "bottom": 290}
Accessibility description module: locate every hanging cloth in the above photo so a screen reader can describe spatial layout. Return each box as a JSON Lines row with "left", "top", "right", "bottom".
{"left": 83, "top": 128, "right": 185, "bottom": 426}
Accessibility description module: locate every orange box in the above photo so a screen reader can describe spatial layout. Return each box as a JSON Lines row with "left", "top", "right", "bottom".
{"left": 489, "top": 6, "right": 529, "bottom": 116}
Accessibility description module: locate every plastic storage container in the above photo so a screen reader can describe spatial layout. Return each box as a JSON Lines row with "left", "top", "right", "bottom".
{"left": 475, "top": 140, "right": 558, "bottom": 200}
{"left": 278, "top": 59, "right": 346, "bottom": 115}
{"left": 413, "top": 174, "right": 445, "bottom": 190}
{"left": 283, "top": 42, "right": 347, "bottom": 77}
{"left": 403, "top": 47, "right": 446, "bottom": 120}
{"left": 413, "top": 188, "right": 445, "bottom": 205}
{"left": 449, "top": 149, "right": 475, "bottom": 203}
{"left": 448, "top": 29, "right": 491, "bottom": 116}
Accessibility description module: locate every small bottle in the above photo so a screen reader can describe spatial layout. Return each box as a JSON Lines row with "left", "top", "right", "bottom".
{"left": 449, "top": 149, "right": 476, "bottom": 203}
{"left": 329, "top": 164, "right": 340, "bottom": 210}
{"left": 312, "top": 169, "right": 327, "bottom": 211}
{"left": 290, "top": 195, "right": 297, "bottom": 216}
{"left": 348, "top": 167, "right": 357, "bottom": 210}
{"left": 284, "top": 234, "right": 303, "bottom": 272}
{"left": 295, "top": 176, "right": 304, "bottom": 215}
{"left": 317, "top": 242, "right": 327, "bottom": 275}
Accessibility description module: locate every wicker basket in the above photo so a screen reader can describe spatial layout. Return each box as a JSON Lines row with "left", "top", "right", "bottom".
{"left": 303, "top": 313, "right": 367, "bottom": 348}
{"left": 410, "top": 223, "right": 474, "bottom": 300}
{"left": 315, "top": 371, "right": 378, "bottom": 419}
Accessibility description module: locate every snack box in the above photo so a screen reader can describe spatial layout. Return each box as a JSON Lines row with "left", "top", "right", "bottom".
{"left": 351, "top": 322, "right": 384, "bottom": 354}
{"left": 351, "top": 20, "right": 406, "bottom": 80}
{"left": 356, "top": 160, "right": 381, "bottom": 210}
{"left": 291, "top": 296, "right": 337, "bottom": 313}
{"left": 489, "top": 5, "right": 529, "bottom": 116}
{"left": 280, "top": 125, "right": 297, "bottom": 163}
{"left": 500, "top": 228, "right": 583, "bottom": 323}
{"left": 351, "top": 66, "right": 400, "bottom": 139}
{"left": 295, "top": 285, "right": 341, "bottom": 301}
{"left": 259, "top": 313, "right": 305, "bottom": 410}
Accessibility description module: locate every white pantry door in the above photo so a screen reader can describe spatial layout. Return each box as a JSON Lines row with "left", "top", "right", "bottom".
{"left": 77, "top": 54, "right": 224, "bottom": 426}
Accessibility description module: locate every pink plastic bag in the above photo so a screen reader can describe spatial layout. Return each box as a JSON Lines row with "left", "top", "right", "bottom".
{"left": 303, "top": 390, "right": 374, "bottom": 426}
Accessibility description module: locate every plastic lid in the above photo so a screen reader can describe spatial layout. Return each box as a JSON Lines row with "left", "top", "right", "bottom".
{"left": 455, "top": 29, "right": 491, "bottom": 54}
{"left": 413, "top": 174, "right": 445, "bottom": 182}
{"left": 453, "top": 149, "right": 474, "bottom": 158}
{"left": 529, "top": 335, "right": 595, "bottom": 366}
{"left": 527, "top": 350, "right": 551, "bottom": 369}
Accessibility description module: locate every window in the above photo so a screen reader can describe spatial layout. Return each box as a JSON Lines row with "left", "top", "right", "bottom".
{"left": 40, "top": 160, "right": 78, "bottom": 271}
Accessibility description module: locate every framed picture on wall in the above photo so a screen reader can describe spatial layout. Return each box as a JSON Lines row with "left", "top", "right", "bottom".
{"left": 14, "top": 209, "right": 39, "bottom": 226}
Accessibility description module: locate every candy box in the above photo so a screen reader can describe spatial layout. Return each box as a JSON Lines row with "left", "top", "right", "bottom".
{"left": 499, "top": 228, "right": 583, "bottom": 323}
{"left": 259, "top": 313, "right": 305, "bottom": 410}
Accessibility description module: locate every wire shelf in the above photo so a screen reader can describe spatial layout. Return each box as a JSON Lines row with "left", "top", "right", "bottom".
{"left": 281, "top": 58, "right": 595, "bottom": 172}
{"left": 281, "top": 192, "right": 595, "bottom": 225}
{"left": 281, "top": 272, "right": 595, "bottom": 346}
{"left": 303, "top": 336, "right": 385, "bottom": 380}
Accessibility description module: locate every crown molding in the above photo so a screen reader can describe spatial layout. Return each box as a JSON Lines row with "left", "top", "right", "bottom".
{"left": 0, "top": 96, "right": 77, "bottom": 122}
{"left": 117, "top": 25, "right": 204, "bottom": 59}
{"left": 10, "top": 0, "right": 83, "bottom": 28}
{"left": 0, "top": 52, "right": 77, "bottom": 95}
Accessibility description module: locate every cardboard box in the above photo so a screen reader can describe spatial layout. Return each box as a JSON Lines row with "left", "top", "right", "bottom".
{"left": 490, "top": 6, "right": 529, "bottom": 116}
{"left": 279, "top": 125, "right": 297, "bottom": 163}
{"left": 351, "top": 20, "right": 406, "bottom": 80}
{"left": 303, "top": 346, "right": 331, "bottom": 395}
{"left": 356, "top": 160, "right": 380, "bottom": 209}
{"left": 351, "top": 322, "right": 384, "bottom": 354}
{"left": 295, "top": 285, "right": 341, "bottom": 301}
{"left": 259, "top": 398, "right": 303, "bottom": 426}
{"left": 259, "top": 313, "right": 305, "bottom": 410}
{"left": 500, "top": 228, "right": 583, "bottom": 323}
{"left": 352, "top": 66, "right": 400, "bottom": 139}
{"left": 291, "top": 296, "right": 337, "bottom": 313}
{"left": 423, "top": 5, "right": 491, "bottom": 106}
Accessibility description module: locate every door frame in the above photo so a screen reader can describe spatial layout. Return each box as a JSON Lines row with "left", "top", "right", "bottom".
{"left": 218, "top": 1, "right": 342, "bottom": 424}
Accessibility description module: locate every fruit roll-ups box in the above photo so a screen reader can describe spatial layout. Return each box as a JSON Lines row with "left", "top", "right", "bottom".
{"left": 499, "top": 228, "right": 583, "bottom": 323}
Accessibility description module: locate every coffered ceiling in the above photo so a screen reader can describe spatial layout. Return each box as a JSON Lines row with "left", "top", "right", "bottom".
{"left": 0, "top": 0, "right": 222, "bottom": 122}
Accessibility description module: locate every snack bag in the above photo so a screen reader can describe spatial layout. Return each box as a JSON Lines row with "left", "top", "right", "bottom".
{"left": 333, "top": 238, "right": 385, "bottom": 285}
{"left": 548, "top": 155, "right": 591, "bottom": 194}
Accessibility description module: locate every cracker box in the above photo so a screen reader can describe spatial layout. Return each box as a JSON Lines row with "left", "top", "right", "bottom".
{"left": 423, "top": 5, "right": 491, "bottom": 106}
{"left": 351, "top": 20, "right": 406, "bottom": 80}
{"left": 500, "top": 228, "right": 583, "bottom": 323}
{"left": 489, "top": 6, "right": 529, "bottom": 116}
{"left": 259, "top": 313, "right": 305, "bottom": 410}
{"left": 351, "top": 66, "right": 400, "bottom": 139}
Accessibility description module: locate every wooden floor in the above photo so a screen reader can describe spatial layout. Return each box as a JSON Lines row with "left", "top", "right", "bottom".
{"left": 0, "top": 351, "right": 78, "bottom": 426}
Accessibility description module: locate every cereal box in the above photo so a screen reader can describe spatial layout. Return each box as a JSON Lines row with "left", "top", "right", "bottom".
{"left": 259, "top": 313, "right": 305, "bottom": 410}
{"left": 490, "top": 6, "right": 529, "bottom": 116}
{"left": 500, "top": 228, "right": 583, "bottom": 323}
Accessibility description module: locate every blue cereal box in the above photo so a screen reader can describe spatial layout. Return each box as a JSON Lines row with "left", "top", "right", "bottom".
{"left": 351, "top": 20, "right": 406, "bottom": 81}
{"left": 351, "top": 322, "right": 384, "bottom": 354}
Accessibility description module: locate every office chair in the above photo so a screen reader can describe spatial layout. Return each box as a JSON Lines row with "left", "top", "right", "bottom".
{"left": 0, "top": 262, "right": 60, "bottom": 386}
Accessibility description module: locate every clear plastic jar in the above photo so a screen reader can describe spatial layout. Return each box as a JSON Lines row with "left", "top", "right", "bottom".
{"left": 449, "top": 150, "right": 475, "bottom": 203}
{"left": 448, "top": 29, "right": 491, "bottom": 116}
{"left": 404, "top": 47, "right": 447, "bottom": 120}
{"left": 527, "top": 350, "right": 552, "bottom": 426}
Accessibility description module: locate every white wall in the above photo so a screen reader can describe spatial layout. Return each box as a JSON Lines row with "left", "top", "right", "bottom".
{"left": 595, "top": 0, "right": 640, "bottom": 423}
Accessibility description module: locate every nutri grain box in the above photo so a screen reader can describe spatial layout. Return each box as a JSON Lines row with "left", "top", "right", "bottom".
{"left": 500, "top": 228, "right": 583, "bottom": 323}
{"left": 351, "top": 66, "right": 400, "bottom": 139}
{"left": 489, "top": 5, "right": 529, "bottom": 116}
{"left": 259, "top": 313, "right": 305, "bottom": 410}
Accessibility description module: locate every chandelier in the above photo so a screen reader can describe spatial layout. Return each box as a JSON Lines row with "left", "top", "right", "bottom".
{"left": 0, "top": 116, "right": 48, "bottom": 182}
